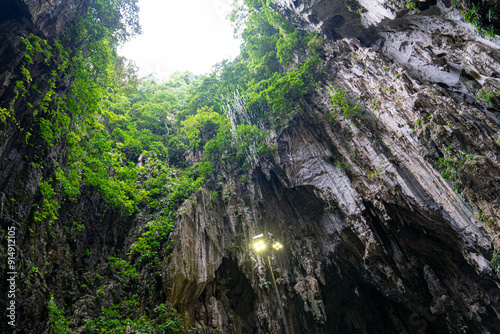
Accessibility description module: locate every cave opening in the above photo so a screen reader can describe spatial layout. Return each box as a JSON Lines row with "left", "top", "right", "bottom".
{"left": 322, "top": 16, "right": 344, "bottom": 40}
{"left": 212, "top": 258, "right": 258, "bottom": 333}
{"left": 415, "top": 0, "right": 437, "bottom": 12}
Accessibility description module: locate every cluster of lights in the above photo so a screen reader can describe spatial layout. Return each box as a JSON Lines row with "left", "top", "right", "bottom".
{"left": 253, "top": 239, "right": 266, "bottom": 252}
{"left": 272, "top": 242, "right": 283, "bottom": 250}
{"left": 252, "top": 233, "right": 284, "bottom": 253}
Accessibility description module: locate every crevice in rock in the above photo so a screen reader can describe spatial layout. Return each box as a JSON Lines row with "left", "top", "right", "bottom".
{"left": 196, "top": 258, "right": 258, "bottom": 333}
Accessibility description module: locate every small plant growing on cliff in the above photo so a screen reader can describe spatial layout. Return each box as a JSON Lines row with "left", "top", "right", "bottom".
{"left": 0, "top": 107, "right": 13, "bottom": 125}
{"left": 49, "top": 295, "right": 73, "bottom": 334}
{"left": 34, "top": 179, "right": 60, "bottom": 226}
{"left": 366, "top": 163, "right": 385, "bottom": 179}
{"left": 108, "top": 256, "right": 138, "bottom": 281}
{"left": 456, "top": 314, "right": 468, "bottom": 333}
{"left": 327, "top": 87, "right": 362, "bottom": 125}
{"left": 476, "top": 211, "right": 492, "bottom": 226}
{"left": 258, "top": 281, "right": 272, "bottom": 289}
{"left": 344, "top": 0, "right": 364, "bottom": 14}
{"left": 435, "top": 146, "right": 474, "bottom": 193}
{"left": 491, "top": 250, "right": 500, "bottom": 279}
{"left": 335, "top": 160, "right": 352, "bottom": 172}
{"left": 403, "top": 1, "right": 420, "bottom": 13}
{"left": 96, "top": 285, "right": 106, "bottom": 297}
{"left": 476, "top": 87, "right": 499, "bottom": 107}
{"left": 461, "top": 5, "right": 495, "bottom": 37}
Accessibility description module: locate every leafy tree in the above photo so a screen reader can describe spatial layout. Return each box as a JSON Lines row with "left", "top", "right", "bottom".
{"left": 182, "top": 107, "right": 230, "bottom": 149}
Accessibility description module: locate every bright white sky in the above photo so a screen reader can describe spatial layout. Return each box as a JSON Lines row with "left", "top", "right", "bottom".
{"left": 119, "top": 0, "right": 242, "bottom": 79}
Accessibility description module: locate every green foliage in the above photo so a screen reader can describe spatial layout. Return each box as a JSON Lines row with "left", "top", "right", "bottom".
{"left": 234, "top": 124, "right": 273, "bottom": 169}
{"left": 403, "top": 1, "right": 420, "bottom": 13}
{"left": 31, "top": 0, "right": 142, "bottom": 216}
{"left": 2, "top": 34, "right": 63, "bottom": 132}
{"left": 462, "top": 5, "right": 494, "bottom": 36}
{"left": 18, "top": 34, "right": 73, "bottom": 148}
{"left": 11, "top": 0, "right": 324, "bottom": 294}
{"left": 38, "top": 118, "right": 55, "bottom": 146}
{"left": 83, "top": 154, "right": 144, "bottom": 215}
{"left": 477, "top": 211, "right": 492, "bottom": 226}
{"left": 476, "top": 87, "right": 499, "bottom": 107}
{"left": 107, "top": 256, "right": 138, "bottom": 280}
{"left": 259, "top": 55, "right": 320, "bottom": 118}
{"left": 492, "top": 250, "right": 500, "bottom": 280}
{"left": 55, "top": 164, "right": 81, "bottom": 201}
{"left": 129, "top": 154, "right": 212, "bottom": 266}
{"left": 34, "top": 179, "right": 60, "bottom": 226}
{"left": 130, "top": 216, "right": 174, "bottom": 265}
{"left": 7, "top": 0, "right": 142, "bottom": 219}
{"left": 0, "top": 107, "right": 11, "bottom": 124}
{"left": 453, "top": 0, "right": 499, "bottom": 36}
{"left": 456, "top": 314, "right": 468, "bottom": 333}
{"left": 168, "top": 163, "right": 212, "bottom": 206}
{"left": 327, "top": 87, "right": 362, "bottom": 125}
{"left": 164, "top": 0, "right": 324, "bottom": 175}
{"left": 258, "top": 281, "right": 272, "bottom": 289}
{"left": 222, "top": 0, "right": 323, "bottom": 127}
{"left": 182, "top": 107, "right": 229, "bottom": 149}
{"left": 83, "top": 298, "right": 182, "bottom": 333}
{"left": 203, "top": 125, "right": 234, "bottom": 162}
{"left": 201, "top": 118, "right": 272, "bottom": 170}
{"left": 85, "top": 0, "right": 141, "bottom": 44}
{"left": 335, "top": 161, "right": 352, "bottom": 172}
{"left": 435, "top": 146, "right": 474, "bottom": 193}
{"left": 49, "top": 295, "right": 74, "bottom": 334}
{"left": 72, "top": 221, "right": 85, "bottom": 233}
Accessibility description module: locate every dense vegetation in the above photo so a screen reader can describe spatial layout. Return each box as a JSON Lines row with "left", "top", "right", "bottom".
{"left": 0, "top": 0, "right": 324, "bottom": 331}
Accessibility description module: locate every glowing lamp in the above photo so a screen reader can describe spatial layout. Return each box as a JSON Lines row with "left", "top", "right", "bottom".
{"left": 272, "top": 242, "right": 283, "bottom": 250}
{"left": 253, "top": 239, "right": 266, "bottom": 252}
{"left": 252, "top": 233, "right": 266, "bottom": 253}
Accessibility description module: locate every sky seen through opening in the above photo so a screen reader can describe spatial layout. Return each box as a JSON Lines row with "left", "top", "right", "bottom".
{"left": 119, "top": 0, "right": 242, "bottom": 79}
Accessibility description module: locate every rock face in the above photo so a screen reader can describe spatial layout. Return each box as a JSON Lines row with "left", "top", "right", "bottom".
{"left": 22, "top": 0, "right": 89, "bottom": 38}
{"left": 1, "top": 0, "right": 500, "bottom": 333}
{"left": 165, "top": 1, "right": 500, "bottom": 333}
{"left": 0, "top": 1, "right": 129, "bottom": 333}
